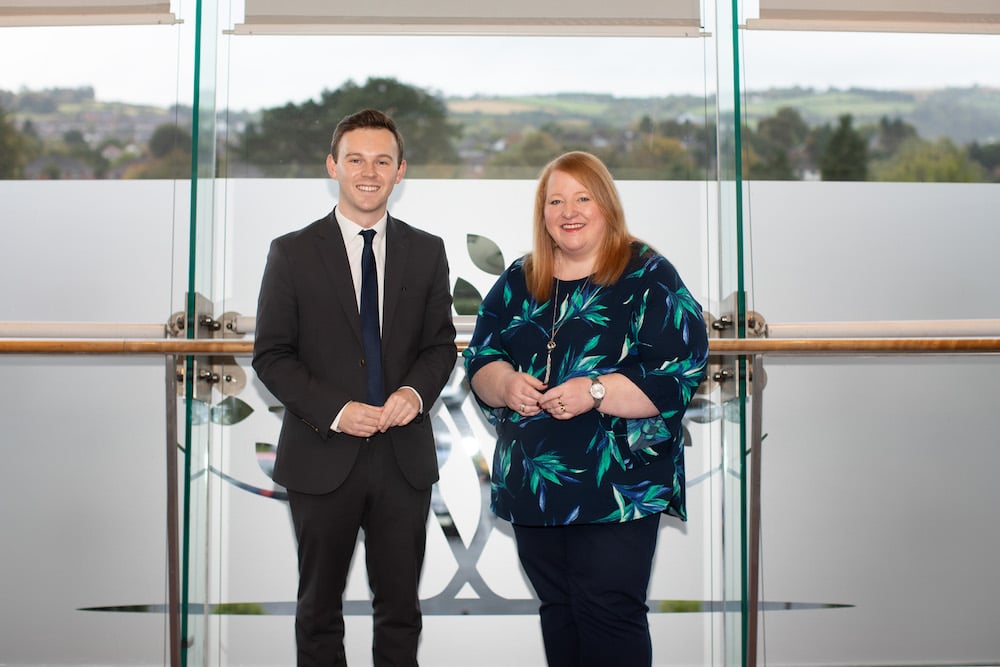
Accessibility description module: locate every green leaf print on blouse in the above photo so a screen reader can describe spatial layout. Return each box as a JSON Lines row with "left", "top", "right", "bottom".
{"left": 550, "top": 334, "right": 603, "bottom": 384}
{"left": 568, "top": 282, "right": 609, "bottom": 328}
{"left": 521, "top": 445, "right": 585, "bottom": 513}
{"left": 503, "top": 296, "right": 551, "bottom": 341}
{"left": 667, "top": 286, "right": 702, "bottom": 341}
{"left": 657, "top": 354, "right": 707, "bottom": 405}
{"left": 588, "top": 427, "right": 629, "bottom": 486}
{"left": 624, "top": 413, "right": 675, "bottom": 453}
{"left": 544, "top": 282, "right": 609, "bottom": 382}
{"left": 493, "top": 438, "right": 513, "bottom": 495}
{"left": 602, "top": 480, "right": 675, "bottom": 523}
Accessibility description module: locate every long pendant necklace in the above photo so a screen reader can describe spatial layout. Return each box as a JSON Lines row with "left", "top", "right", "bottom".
{"left": 543, "top": 276, "right": 590, "bottom": 384}
{"left": 543, "top": 279, "right": 563, "bottom": 385}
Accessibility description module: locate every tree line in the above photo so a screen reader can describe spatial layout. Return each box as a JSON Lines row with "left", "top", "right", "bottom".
{"left": 2, "top": 78, "right": 999, "bottom": 182}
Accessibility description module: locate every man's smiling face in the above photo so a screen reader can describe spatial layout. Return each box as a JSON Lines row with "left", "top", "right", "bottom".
{"left": 326, "top": 127, "right": 406, "bottom": 226}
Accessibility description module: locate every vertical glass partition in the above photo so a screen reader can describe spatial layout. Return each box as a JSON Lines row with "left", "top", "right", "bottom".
{"left": 184, "top": 1, "right": 221, "bottom": 664}
{"left": 188, "top": 2, "right": 735, "bottom": 666}
{"left": 0, "top": 2, "right": 196, "bottom": 666}
{"left": 707, "top": 0, "right": 752, "bottom": 664}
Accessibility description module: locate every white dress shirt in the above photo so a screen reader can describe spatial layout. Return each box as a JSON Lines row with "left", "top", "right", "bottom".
{"left": 334, "top": 209, "right": 386, "bottom": 328}
{"left": 329, "top": 209, "right": 422, "bottom": 430}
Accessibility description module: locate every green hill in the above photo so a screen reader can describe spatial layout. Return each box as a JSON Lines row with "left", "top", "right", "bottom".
{"left": 447, "top": 86, "right": 1000, "bottom": 144}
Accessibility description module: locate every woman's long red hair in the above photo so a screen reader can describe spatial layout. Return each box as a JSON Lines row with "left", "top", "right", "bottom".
{"left": 524, "top": 151, "right": 635, "bottom": 302}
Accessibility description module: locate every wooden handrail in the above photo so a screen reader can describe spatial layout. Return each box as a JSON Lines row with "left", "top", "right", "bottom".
{"left": 707, "top": 337, "right": 1000, "bottom": 354}
{"left": 0, "top": 339, "right": 253, "bottom": 354}
{"left": 1, "top": 337, "right": 999, "bottom": 355}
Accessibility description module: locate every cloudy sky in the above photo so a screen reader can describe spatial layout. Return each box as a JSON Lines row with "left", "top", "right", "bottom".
{"left": 1, "top": 23, "right": 997, "bottom": 110}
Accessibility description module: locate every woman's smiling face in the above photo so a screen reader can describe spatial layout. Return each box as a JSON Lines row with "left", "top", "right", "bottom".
{"left": 543, "top": 169, "right": 608, "bottom": 268}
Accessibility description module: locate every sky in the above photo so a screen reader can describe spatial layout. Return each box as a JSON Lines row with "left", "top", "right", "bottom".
{"left": 0, "top": 24, "right": 998, "bottom": 111}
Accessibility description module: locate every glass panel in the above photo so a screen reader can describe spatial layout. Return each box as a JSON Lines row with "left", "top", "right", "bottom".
{"left": 220, "top": 33, "right": 716, "bottom": 180}
{"left": 0, "top": 20, "right": 194, "bottom": 181}
{"left": 207, "top": 181, "right": 720, "bottom": 666}
{"left": 202, "top": 4, "right": 724, "bottom": 665}
{"left": 186, "top": 0, "right": 222, "bottom": 663}
{"left": 738, "top": 11, "right": 1000, "bottom": 664}
{"left": 0, "top": 360, "right": 169, "bottom": 663}
{"left": 711, "top": 0, "right": 751, "bottom": 664}
{"left": 0, "top": 178, "right": 189, "bottom": 663}
{"left": 0, "top": 5, "right": 197, "bottom": 666}
{"left": 738, "top": 29, "right": 1000, "bottom": 183}
{"left": 740, "top": 178, "right": 1000, "bottom": 663}
{"left": 756, "top": 355, "right": 1000, "bottom": 664}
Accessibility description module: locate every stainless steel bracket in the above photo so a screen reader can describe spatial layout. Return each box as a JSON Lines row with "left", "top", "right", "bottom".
{"left": 707, "top": 297, "right": 768, "bottom": 401}
{"left": 168, "top": 293, "right": 247, "bottom": 402}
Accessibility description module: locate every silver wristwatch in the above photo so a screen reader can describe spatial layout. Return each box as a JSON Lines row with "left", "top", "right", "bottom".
{"left": 589, "top": 375, "right": 606, "bottom": 410}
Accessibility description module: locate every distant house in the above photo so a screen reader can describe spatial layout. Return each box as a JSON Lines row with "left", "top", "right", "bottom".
{"left": 25, "top": 155, "right": 95, "bottom": 179}
{"left": 101, "top": 145, "right": 123, "bottom": 162}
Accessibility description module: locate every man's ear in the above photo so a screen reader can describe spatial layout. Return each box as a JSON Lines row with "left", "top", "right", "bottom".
{"left": 395, "top": 159, "right": 407, "bottom": 184}
{"left": 326, "top": 154, "right": 338, "bottom": 179}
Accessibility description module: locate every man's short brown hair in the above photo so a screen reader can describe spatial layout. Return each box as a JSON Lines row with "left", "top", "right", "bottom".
{"left": 329, "top": 109, "right": 405, "bottom": 164}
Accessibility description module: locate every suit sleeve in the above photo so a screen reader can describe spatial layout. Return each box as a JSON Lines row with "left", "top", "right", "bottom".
{"left": 393, "top": 234, "right": 457, "bottom": 409}
{"left": 252, "top": 237, "right": 346, "bottom": 437}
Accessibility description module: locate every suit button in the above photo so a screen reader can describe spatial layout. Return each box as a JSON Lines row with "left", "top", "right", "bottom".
{"left": 359, "top": 359, "right": 366, "bottom": 367}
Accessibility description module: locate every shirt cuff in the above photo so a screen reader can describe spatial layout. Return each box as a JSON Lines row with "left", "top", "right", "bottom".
{"left": 402, "top": 385, "right": 424, "bottom": 412}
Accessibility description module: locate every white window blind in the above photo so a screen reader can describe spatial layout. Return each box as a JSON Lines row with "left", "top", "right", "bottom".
{"left": 748, "top": 0, "right": 1000, "bottom": 34}
{"left": 229, "top": 0, "right": 704, "bottom": 36}
{"left": 0, "top": 0, "right": 178, "bottom": 26}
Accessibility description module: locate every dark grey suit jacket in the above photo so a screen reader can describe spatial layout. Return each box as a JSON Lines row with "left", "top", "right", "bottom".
{"left": 252, "top": 211, "right": 457, "bottom": 494}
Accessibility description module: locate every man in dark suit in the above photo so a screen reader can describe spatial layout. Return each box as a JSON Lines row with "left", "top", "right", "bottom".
{"left": 252, "top": 108, "right": 457, "bottom": 666}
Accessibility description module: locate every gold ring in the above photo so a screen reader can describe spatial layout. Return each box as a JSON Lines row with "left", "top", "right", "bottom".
{"left": 519, "top": 403, "right": 526, "bottom": 411}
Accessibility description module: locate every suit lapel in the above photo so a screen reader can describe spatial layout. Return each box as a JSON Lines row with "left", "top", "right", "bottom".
{"left": 314, "top": 210, "right": 364, "bottom": 345}
{"left": 382, "top": 214, "right": 410, "bottom": 344}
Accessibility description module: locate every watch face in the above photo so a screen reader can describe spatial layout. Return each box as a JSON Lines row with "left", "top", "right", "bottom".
{"left": 590, "top": 382, "right": 606, "bottom": 399}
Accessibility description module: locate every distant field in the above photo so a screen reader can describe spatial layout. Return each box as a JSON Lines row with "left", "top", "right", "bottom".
{"left": 447, "top": 99, "right": 537, "bottom": 114}
{"left": 446, "top": 87, "right": 1000, "bottom": 143}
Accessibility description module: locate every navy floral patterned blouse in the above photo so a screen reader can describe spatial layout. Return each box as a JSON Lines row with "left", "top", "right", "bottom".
{"left": 463, "top": 242, "right": 709, "bottom": 527}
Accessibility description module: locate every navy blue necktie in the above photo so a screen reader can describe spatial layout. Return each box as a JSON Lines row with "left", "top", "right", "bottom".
{"left": 359, "top": 229, "right": 384, "bottom": 405}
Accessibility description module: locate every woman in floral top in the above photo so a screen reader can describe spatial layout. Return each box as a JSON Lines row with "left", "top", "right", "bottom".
{"left": 463, "top": 151, "right": 709, "bottom": 667}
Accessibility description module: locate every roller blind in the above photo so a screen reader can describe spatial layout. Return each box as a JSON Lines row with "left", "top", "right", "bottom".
{"left": 229, "top": 0, "right": 704, "bottom": 36}
{"left": 748, "top": 0, "right": 1000, "bottom": 34}
{"left": 0, "top": 0, "right": 178, "bottom": 26}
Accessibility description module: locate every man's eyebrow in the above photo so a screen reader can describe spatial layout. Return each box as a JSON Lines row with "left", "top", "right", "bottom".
{"left": 343, "top": 152, "right": 396, "bottom": 161}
